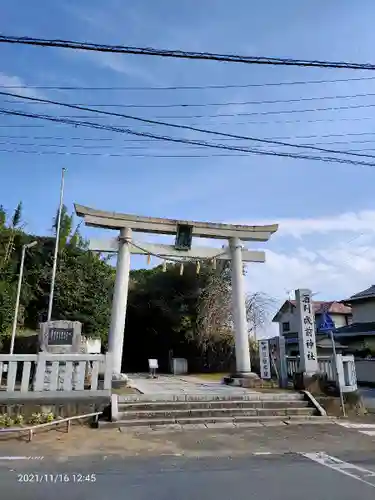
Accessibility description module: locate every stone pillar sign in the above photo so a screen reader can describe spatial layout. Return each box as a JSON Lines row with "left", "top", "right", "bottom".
{"left": 295, "top": 289, "right": 318, "bottom": 375}
{"left": 39, "top": 320, "right": 82, "bottom": 353}
{"left": 258, "top": 340, "right": 271, "bottom": 379}
{"left": 38, "top": 320, "right": 82, "bottom": 390}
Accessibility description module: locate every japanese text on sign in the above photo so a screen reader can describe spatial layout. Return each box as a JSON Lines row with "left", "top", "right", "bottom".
{"left": 296, "top": 289, "right": 318, "bottom": 374}
{"left": 47, "top": 328, "right": 74, "bottom": 346}
{"left": 258, "top": 340, "right": 271, "bottom": 380}
{"left": 301, "top": 294, "right": 316, "bottom": 361}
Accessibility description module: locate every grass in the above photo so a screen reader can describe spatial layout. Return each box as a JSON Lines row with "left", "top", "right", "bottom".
{"left": 193, "top": 373, "right": 228, "bottom": 381}
{"left": 192, "top": 374, "right": 295, "bottom": 392}
{"left": 111, "top": 386, "right": 140, "bottom": 395}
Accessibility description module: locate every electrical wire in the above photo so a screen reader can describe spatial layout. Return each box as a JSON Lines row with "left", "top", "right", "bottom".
{"left": 2, "top": 138, "right": 375, "bottom": 149}
{"left": 2, "top": 75, "right": 375, "bottom": 91}
{"left": 1, "top": 131, "right": 375, "bottom": 142}
{"left": 18, "top": 100, "right": 375, "bottom": 119}
{"left": 1, "top": 108, "right": 375, "bottom": 168}
{"left": 3, "top": 115, "right": 375, "bottom": 128}
{"left": 6, "top": 90, "right": 375, "bottom": 108}
{"left": 2, "top": 35, "right": 375, "bottom": 70}
{"left": 1, "top": 90, "right": 375, "bottom": 160}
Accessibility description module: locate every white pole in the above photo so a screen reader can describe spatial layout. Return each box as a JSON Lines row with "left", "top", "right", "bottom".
{"left": 10, "top": 241, "right": 37, "bottom": 354}
{"left": 329, "top": 329, "right": 346, "bottom": 417}
{"left": 47, "top": 167, "right": 66, "bottom": 322}
{"left": 108, "top": 227, "right": 132, "bottom": 376}
{"left": 230, "top": 237, "right": 251, "bottom": 374}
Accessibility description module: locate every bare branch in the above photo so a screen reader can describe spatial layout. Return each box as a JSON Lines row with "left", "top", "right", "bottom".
{"left": 246, "top": 292, "right": 277, "bottom": 339}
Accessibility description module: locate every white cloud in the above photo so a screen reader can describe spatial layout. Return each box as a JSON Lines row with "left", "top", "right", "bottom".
{"left": 0, "top": 73, "right": 44, "bottom": 100}
{"left": 255, "top": 210, "right": 375, "bottom": 239}
{"left": 126, "top": 208, "right": 375, "bottom": 338}
{"left": 85, "top": 52, "right": 159, "bottom": 85}
{"left": 246, "top": 209, "right": 375, "bottom": 305}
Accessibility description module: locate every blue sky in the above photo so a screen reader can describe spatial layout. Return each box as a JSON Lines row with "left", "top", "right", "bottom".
{"left": 2, "top": 0, "right": 375, "bottom": 324}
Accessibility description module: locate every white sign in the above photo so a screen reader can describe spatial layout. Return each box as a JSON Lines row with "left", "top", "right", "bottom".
{"left": 295, "top": 289, "right": 318, "bottom": 375}
{"left": 86, "top": 338, "right": 101, "bottom": 354}
{"left": 258, "top": 340, "right": 271, "bottom": 379}
{"left": 148, "top": 359, "right": 158, "bottom": 369}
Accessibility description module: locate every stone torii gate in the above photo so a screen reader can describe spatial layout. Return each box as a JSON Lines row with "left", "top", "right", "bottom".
{"left": 75, "top": 204, "right": 278, "bottom": 378}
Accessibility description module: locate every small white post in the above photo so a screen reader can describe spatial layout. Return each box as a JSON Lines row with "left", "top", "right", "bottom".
{"left": 229, "top": 237, "right": 251, "bottom": 374}
{"left": 329, "top": 330, "right": 346, "bottom": 417}
{"left": 108, "top": 228, "right": 132, "bottom": 376}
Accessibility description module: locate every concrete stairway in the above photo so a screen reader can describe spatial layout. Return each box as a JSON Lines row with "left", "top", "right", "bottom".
{"left": 101, "top": 392, "right": 332, "bottom": 428}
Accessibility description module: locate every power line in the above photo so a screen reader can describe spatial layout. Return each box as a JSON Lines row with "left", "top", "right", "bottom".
{"left": 3, "top": 114, "right": 375, "bottom": 128}
{"left": 2, "top": 35, "right": 375, "bottom": 71}
{"left": 13, "top": 100, "right": 375, "bottom": 119}
{"left": 6, "top": 91, "right": 375, "bottom": 108}
{"left": 2, "top": 138, "right": 375, "bottom": 150}
{"left": 1, "top": 130, "right": 375, "bottom": 143}
{"left": 1, "top": 107, "right": 375, "bottom": 168}
{"left": 1, "top": 75, "right": 375, "bottom": 91}
{"left": 1, "top": 90, "right": 375, "bottom": 160}
{"left": 0, "top": 148, "right": 375, "bottom": 161}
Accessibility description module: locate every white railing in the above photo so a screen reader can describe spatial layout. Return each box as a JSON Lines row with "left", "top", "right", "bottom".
{"left": 0, "top": 353, "right": 112, "bottom": 393}
{"left": 286, "top": 355, "right": 336, "bottom": 382}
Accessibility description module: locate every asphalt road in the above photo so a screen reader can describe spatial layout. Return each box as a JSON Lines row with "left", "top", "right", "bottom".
{"left": 1, "top": 452, "right": 375, "bottom": 500}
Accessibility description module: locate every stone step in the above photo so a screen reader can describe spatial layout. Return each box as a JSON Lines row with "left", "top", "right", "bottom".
{"left": 118, "top": 392, "right": 305, "bottom": 404}
{"left": 117, "top": 407, "right": 316, "bottom": 420}
{"left": 101, "top": 414, "right": 327, "bottom": 428}
{"left": 118, "top": 400, "right": 311, "bottom": 412}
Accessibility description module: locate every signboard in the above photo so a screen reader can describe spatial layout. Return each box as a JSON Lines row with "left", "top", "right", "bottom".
{"left": 85, "top": 338, "right": 101, "bottom": 354}
{"left": 258, "top": 339, "right": 271, "bottom": 379}
{"left": 295, "top": 289, "right": 318, "bottom": 375}
{"left": 148, "top": 359, "right": 158, "bottom": 369}
{"left": 47, "top": 327, "right": 74, "bottom": 346}
{"left": 175, "top": 224, "right": 193, "bottom": 250}
{"left": 318, "top": 312, "right": 335, "bottom": 333}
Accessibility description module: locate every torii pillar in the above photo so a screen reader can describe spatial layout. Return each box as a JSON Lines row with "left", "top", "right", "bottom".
{"left": 75, "top": 204, "right": 278, "bottom": 378}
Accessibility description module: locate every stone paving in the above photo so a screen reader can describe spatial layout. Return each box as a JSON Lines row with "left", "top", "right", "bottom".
{"left": 128, "top": 374, "right": 257, "bottom": 396}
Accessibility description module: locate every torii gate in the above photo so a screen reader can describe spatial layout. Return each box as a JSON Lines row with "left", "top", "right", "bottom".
{"left": 75, "top": 204, "right": 278, "bottom": 378}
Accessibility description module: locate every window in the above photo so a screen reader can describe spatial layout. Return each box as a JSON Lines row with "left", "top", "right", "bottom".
{"left": 282, "top": 322, "right": 290, "bottom": 332}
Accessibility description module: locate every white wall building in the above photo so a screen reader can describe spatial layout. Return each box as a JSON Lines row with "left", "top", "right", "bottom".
{"left": 272, "top": 299, "right": 352, "bottom": 355}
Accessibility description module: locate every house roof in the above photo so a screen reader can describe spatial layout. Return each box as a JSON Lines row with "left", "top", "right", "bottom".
{"left": 272, "top": 300, "right": 352, "bottom": 322}
{"left": 316, "top": 338, "right": 348, "bottom": 349}
{"left": 334, "top": 321, "right": 375, "bottom": 336}
{"left": 344, "top": 285, "right": 375, "bottom": 303}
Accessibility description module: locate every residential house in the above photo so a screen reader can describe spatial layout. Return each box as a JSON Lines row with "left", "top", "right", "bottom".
{"left": 272, "top": 300, "right": 352, "bottom": 355}
{"left": 335, "top": 285, "right": 375, "bottom": 354}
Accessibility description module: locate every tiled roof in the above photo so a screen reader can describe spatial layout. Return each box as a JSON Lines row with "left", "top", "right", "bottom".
{"left": 334, "top": 322, "right": 375, "bottom": 336}
{"left": 316, "top": 338, "right": 348, "bottom": 349}
{"left": 272, "top": 299, "right": 352, "bottom": 322}
{"left": 289, "top": 300, "right": 351, "bottom": 314}
{"left": 346, "top": 285, "right": 375, "bottom": 302}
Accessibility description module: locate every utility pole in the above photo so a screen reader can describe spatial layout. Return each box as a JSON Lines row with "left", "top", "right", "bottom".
{"left": 47, "top": 167, "right": 66, "bottom": 322}
{"left": 10, "top": 240, "right": 38, "bottom": 354}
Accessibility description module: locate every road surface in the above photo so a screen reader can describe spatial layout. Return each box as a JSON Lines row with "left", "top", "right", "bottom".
{"left": 2, "top": 421, "right": 375, "bottom": 499}
{"left": 1, "top": 452, "right": 375, "bottom": 499}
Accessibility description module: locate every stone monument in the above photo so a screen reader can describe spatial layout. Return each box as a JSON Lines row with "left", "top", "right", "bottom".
{"left": 38, "top": 320, "right": 82, "bottom": 390}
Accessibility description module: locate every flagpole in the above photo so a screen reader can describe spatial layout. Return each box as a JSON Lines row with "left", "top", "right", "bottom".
{"left": 47, "top": 167, "right": 66, "bottom": 322}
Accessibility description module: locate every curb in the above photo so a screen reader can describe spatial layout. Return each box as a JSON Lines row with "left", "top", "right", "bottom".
{"left": 301, "top": 391, "right": 327, "bottom": 416}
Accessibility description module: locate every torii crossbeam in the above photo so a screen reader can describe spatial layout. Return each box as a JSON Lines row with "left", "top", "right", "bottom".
{"left": 75, "top": 204, "right": 278, "bottom": 379}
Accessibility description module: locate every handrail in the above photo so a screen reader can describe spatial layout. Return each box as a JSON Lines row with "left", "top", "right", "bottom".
{"left": 0, "top": 411, "right": 102, "bottom": 441}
